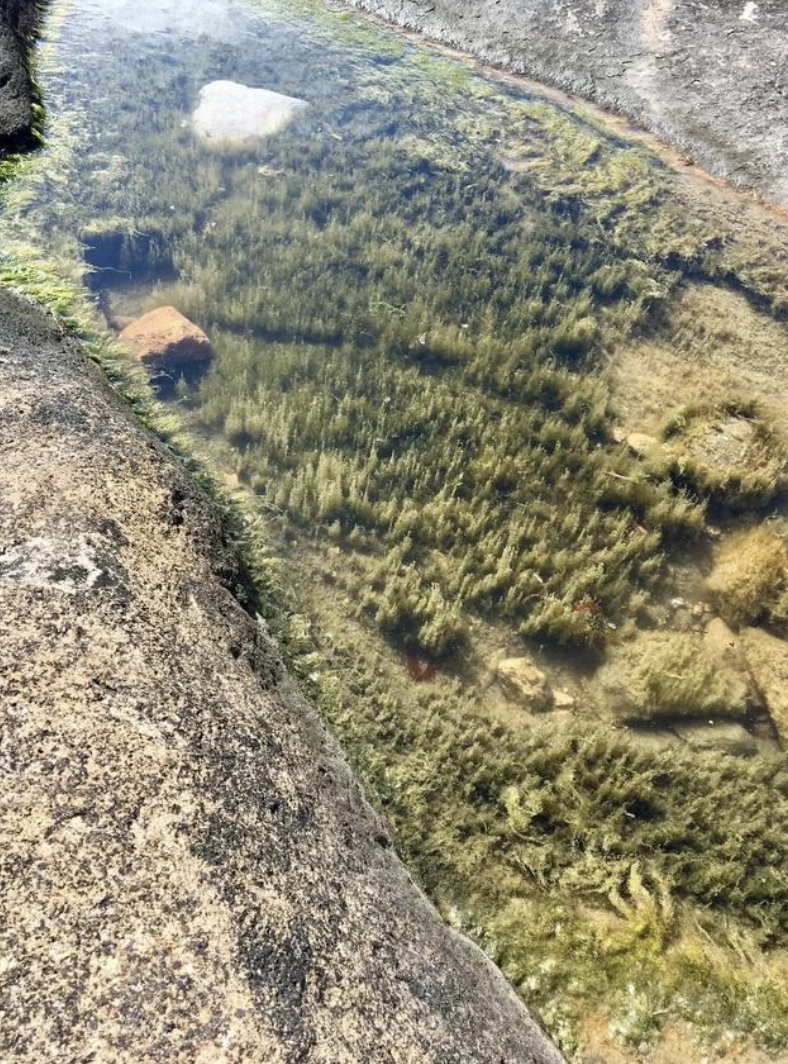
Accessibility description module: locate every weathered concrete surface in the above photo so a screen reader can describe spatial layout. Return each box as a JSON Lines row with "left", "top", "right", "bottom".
{"left": 0, "top": 0, "right": 45, "bottom": 143}
{"left": 340, "top": 0, "right": 788, "bottom": 208}
{"left": 0, "top": 286, "right": 566, "bottom": 1063}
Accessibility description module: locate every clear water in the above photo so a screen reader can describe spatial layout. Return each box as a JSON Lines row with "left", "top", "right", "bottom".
{"left": 23, "top": 0, "right": 716, "bottom": 656}
{"left": 8, "top": 0, "right": 788, "bottom": 1056}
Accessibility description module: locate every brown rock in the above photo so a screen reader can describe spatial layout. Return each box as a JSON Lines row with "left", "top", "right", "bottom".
{"left": 119, "top": 306, "right": 213, "bottom": 372}
{"left": 497, "top": 657, "right": 553, "bottom": 711}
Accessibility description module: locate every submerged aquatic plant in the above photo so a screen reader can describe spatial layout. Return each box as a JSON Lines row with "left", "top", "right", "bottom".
{"left": 306, "top": 621, "right": 788, "bottom": 1051}
{"left": 706, "top": 524, "right": 788, "bottom": 628}
{"left": 657, "top": 401, "right": 788, "bottom": 512}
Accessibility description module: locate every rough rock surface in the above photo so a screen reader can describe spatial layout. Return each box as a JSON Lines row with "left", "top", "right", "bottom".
{"left": 0, "top": 286, "right": 566, "bottom": 1063}
{"left": 497, "top": 657, "right": 554, "bottom": 711}
{"left": 119, "top": 305, "right": 213, "bottom": 373}
{"left": 0, "top": 0, "right": 44, "bottom": 143}
{"left": 339, "top": 0, "right": 788, "bottom": 209}
{"left": 683, "top": 414, "right": 755, "bottom": 471}
{"left": 192, "top": 81, "right": 308, "bottom": 145}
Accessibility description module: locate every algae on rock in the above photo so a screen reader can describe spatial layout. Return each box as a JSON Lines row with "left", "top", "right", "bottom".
{"left": 597, "top": 628, "right": 755, "bottom": 723}
{"left": 706, "top": 525, "right": 788, "bottom": 629}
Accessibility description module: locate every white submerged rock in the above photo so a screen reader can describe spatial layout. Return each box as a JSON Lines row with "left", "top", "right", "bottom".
{"left": 192, "top": 80, "right": 308, "bottom": 145}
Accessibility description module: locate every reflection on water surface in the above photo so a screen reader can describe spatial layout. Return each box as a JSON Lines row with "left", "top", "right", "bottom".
{"left": 68, "top": 0, "right": 252, "bottom": 40}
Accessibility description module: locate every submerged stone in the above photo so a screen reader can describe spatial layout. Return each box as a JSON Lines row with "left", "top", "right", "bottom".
{"left": 674, "top": 721, "right": 758, "bottom": 757}
{"left": 687, "top": 414, "right": 754, "bottom": 469}
{"left": 119, "top": 306, "right": 213, "bottom": 374}
{"left": 192, "top": 80, "right": 308, "bottom": 145}
{"left": 626, "top": 432, "right": 659, "bottom": 458}
{"left": 552, "top": 689, "right": 576, "bottom": 711}
{"left": 496, "top": 657, "right": 553, "bottom": 711}
{"left": 597, "top": 627, "right": 756, "bottom": 723}
{"left": 660, "top": 406, "right": 787, "bottom": 509}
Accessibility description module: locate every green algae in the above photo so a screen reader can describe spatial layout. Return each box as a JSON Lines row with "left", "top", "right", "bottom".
{"left": 285, "top": 582, "right": 788, "bottom": 1058}
{"left": 40, "top": 14, "right": 715, "bottom": 651}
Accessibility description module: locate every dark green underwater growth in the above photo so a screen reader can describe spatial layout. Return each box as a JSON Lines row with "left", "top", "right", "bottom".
{"left": 80, "top": 38, "right": 721, "bottom": 653}
{"left": 334, "top": 676, "right": 788, "bottom": 940}
{"left": 293, "top": 613, "right": 788, "bottom": 1053}
{"left": 13, "top": 0, "right": 735, "bottom": 654}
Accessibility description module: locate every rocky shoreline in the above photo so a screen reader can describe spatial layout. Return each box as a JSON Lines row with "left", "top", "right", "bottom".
{"left": 0, "top": 287, "right": 566, "bottom": 1062}
{"left": 340, "top": 0, "right": 788, "bottom": 210}
{"left": 0, "top": 8, "right": 569, "bottom": 1058}
{"left": 0, "top": 0, "right": 45, "bottom": 146}
{"left": 2, "top": 0, "right": 787, "bottom": 1059}
{"left": 5, "top": 1, "right": 788, "bottom": 208}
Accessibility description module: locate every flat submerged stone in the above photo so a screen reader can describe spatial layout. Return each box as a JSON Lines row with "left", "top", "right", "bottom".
{"left": 119, "top": 305, "right": 213, "bottom": 372}
{"left": 192, "top": 80, "right": 308, "bottom": 145}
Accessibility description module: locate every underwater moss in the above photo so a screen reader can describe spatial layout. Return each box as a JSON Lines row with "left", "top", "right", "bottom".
{"left": 707, "top": 525, "right": 788, "bottom": 628}
{"left": 597, "top": 630, "right": 753, "bottom": 722}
